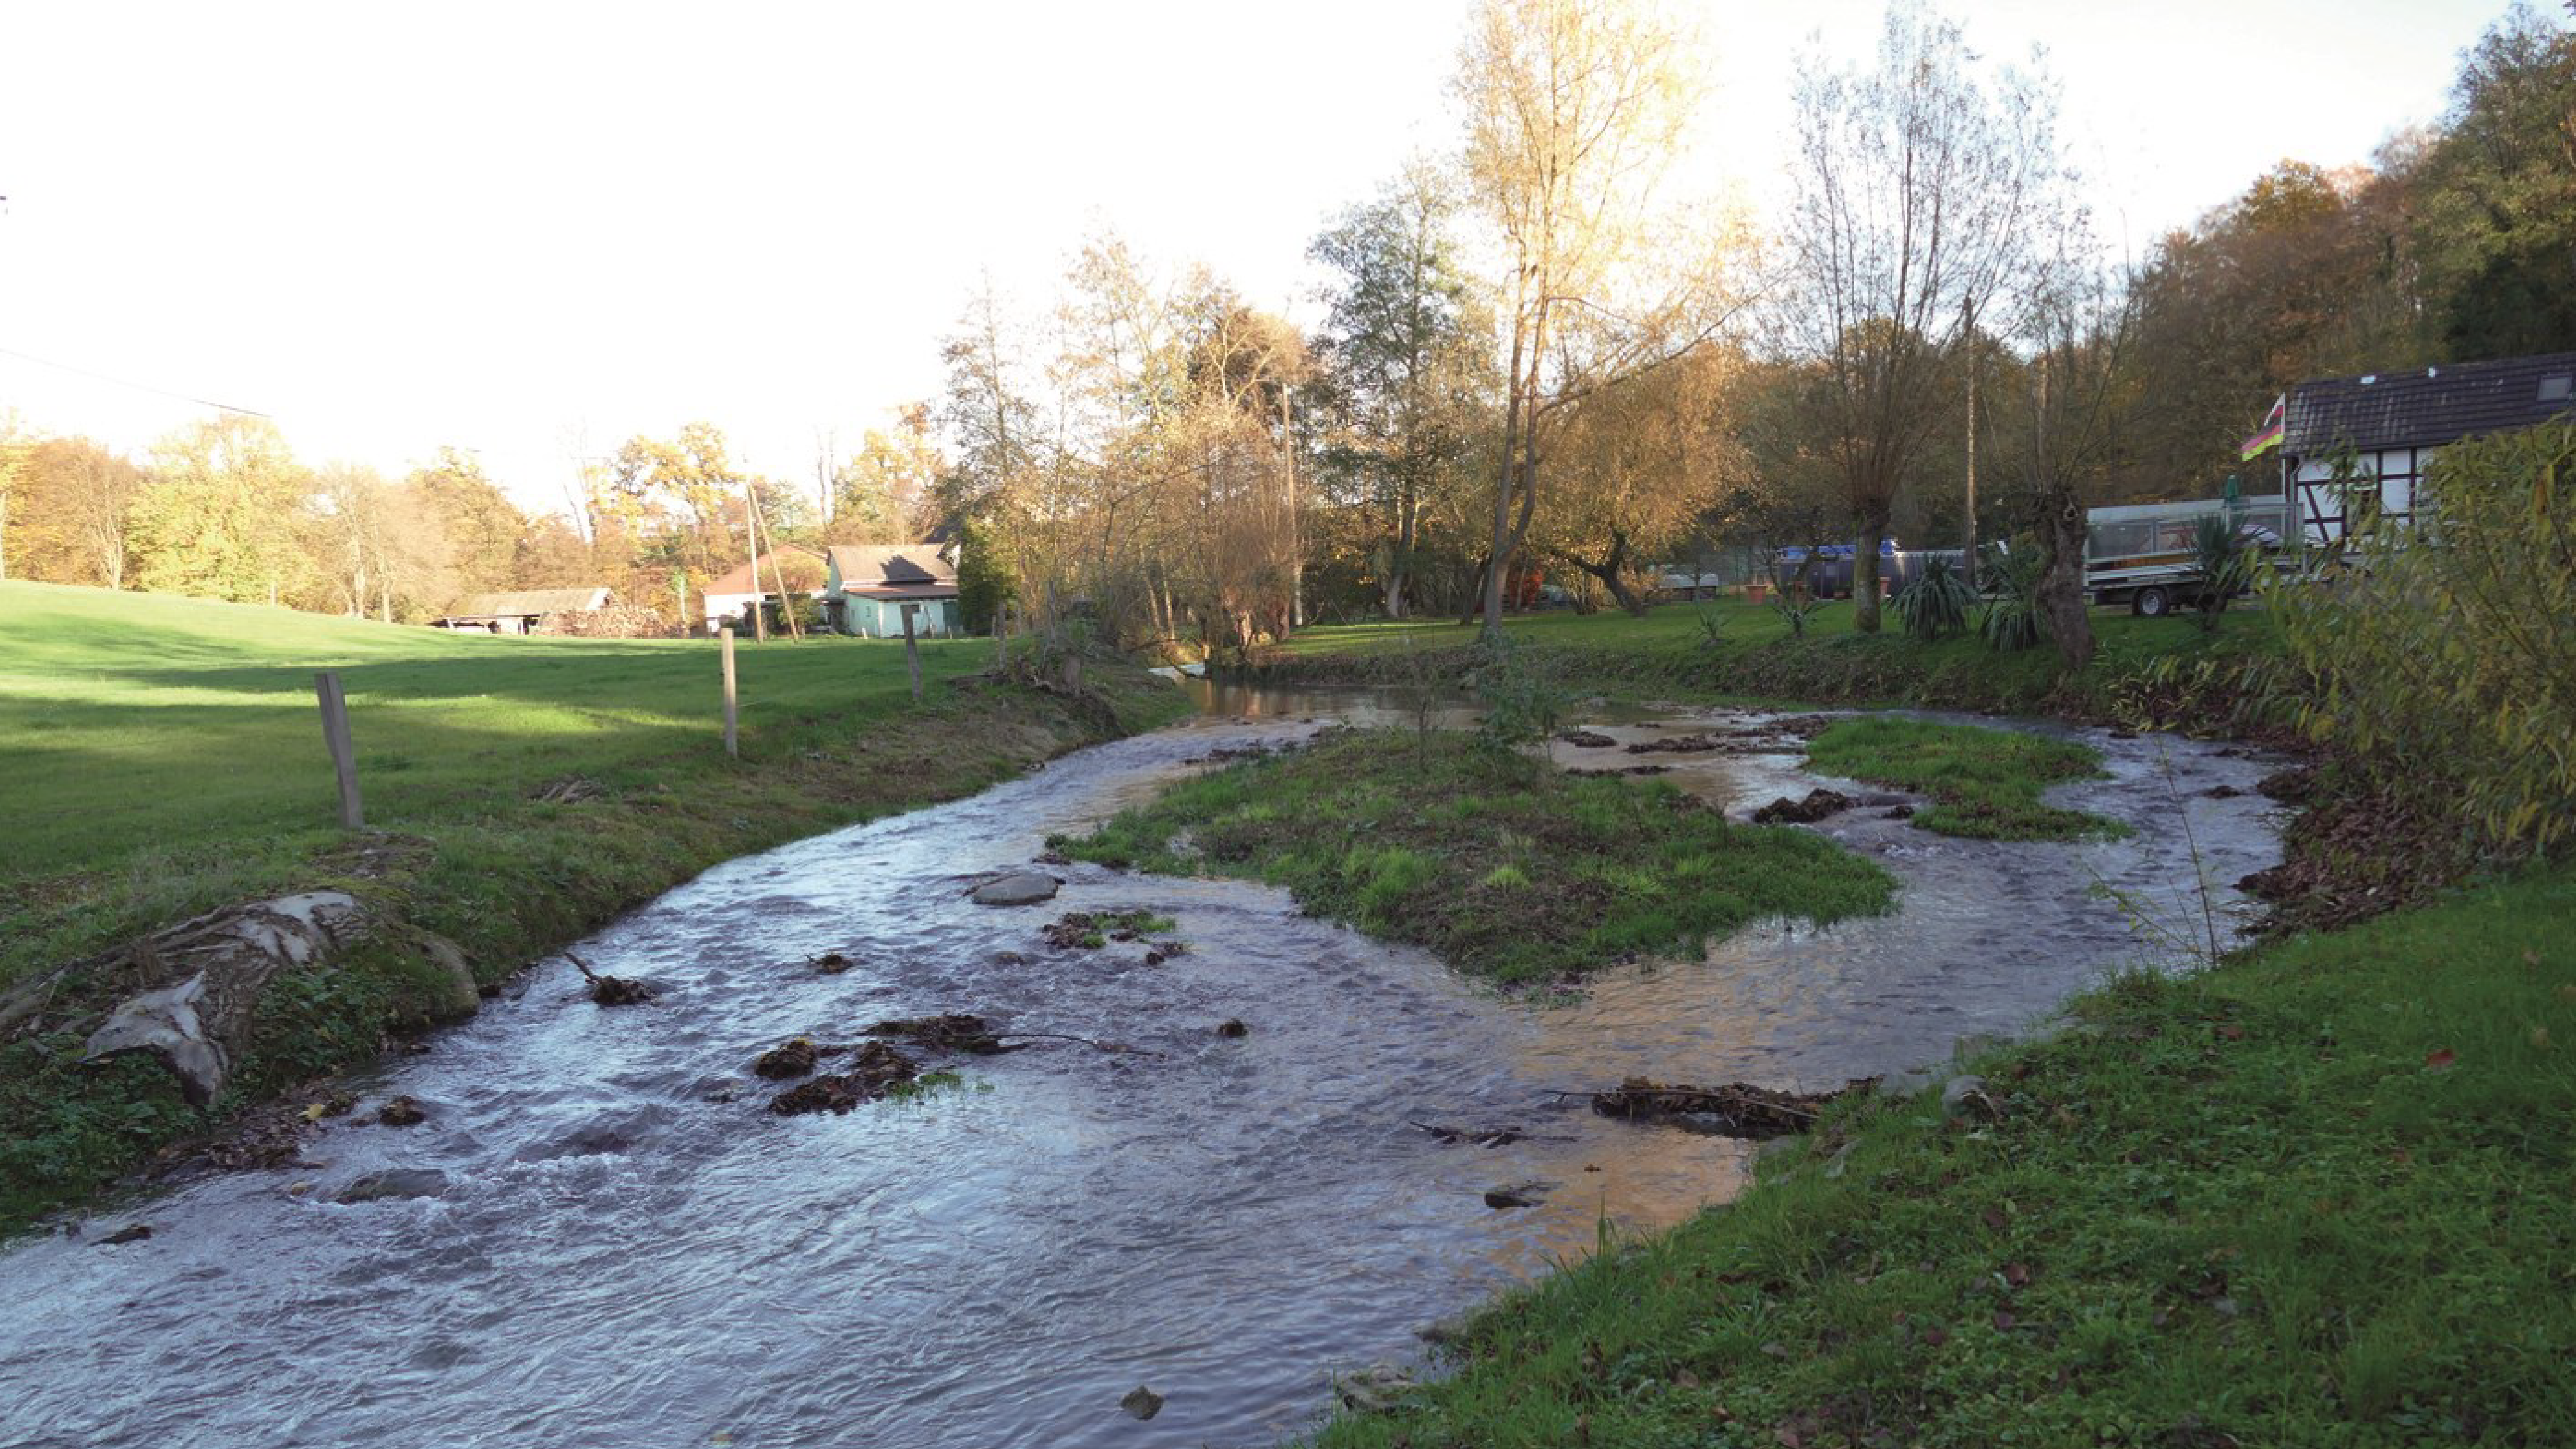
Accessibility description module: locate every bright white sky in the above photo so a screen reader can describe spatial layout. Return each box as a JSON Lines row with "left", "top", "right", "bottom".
{"left": 0, "top": 0, "right": 2517, "bottom": 515}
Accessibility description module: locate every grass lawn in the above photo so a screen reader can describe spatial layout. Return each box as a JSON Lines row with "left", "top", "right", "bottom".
{"left": 0, "top": 579, "right": 1188, "bottom": 1230}
{"left": 1262, "top": 599, "right": 2284, "bottom": 735}
{"left": 1316, "top": 861, "right": 2576, "bottom": 1448}
{"left": 1055, "top": 728, "right": 1897, "bottom": 985}
{"left": 1807, "top": 716, "right": 2130, "bottom": 842}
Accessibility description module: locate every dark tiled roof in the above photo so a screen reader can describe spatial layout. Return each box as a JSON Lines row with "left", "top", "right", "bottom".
{"left": 2286, "top": 352, "right": 2576, "bottom": 457}
{"left": 826, "top": 544, "right": 956, "bottom": 587}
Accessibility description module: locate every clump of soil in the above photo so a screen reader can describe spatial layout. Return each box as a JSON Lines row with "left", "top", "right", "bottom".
{"left": 1569, "top": 764, "right": 1672, "bottom": 778}
{"left": 376, "top": 1095, "right": 426, "bottom": 1127}
{"left": 1591, "top": 1076, "right": 1875, "bottom": 1140}
{"left": 1043, "top": 909, "right": 1177, "bottom": 951}
{"left": 1558, "top": 729, "right": 1619, "bottom": 748}
{"left": 1753, "top": 788, "right": 1857, "bottom": 824}
{"left": 1186, "top": 743, "right": 1275, "bottom": 766}
{"left": 1214, "top": 1018, "right": 1249, "bottom": 1039}
{"left": 1625, "top": 733, "right": 1723, "bottom": 755}
{"left": 754, "top": 1037, "right": 822, "bottom": 1079}
{"left": 867, "top": 1014, "right": 1015, "bottom": 1054}
{"left": 2257, "top": 765, "right": 2318, "bottom": 803}
{"left": 768, "top": 1042, "right": 920, "bottom": 1116}
{"left": 1763, "top": 714, "right": 1840, "bottom": 739}
{"left": 809, "top": 952, "right": 855, "bottom": 975}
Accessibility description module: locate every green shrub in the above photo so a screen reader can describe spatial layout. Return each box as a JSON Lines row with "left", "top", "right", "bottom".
{"left": 1976, "top": 538, "right": 2047, "bottom": 651}
{"left": 2266, "top": 422, "right": 2576, "bottom": 858}
{"left": 2191, "top": 513, "right": 2253, "bottom": 632}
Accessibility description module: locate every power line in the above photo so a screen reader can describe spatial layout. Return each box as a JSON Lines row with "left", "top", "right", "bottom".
{"left": 0, "top": 343, "right": 273, "bottom": 420}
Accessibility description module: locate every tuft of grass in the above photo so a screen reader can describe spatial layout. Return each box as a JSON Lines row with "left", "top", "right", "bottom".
{"left": 1058, "top": 728, "right": 1897, "bottom": 985}
{"left": 1807, "top": 715, "right": 2130, "bottom": 841}
{"left": 1312, "top": 862, "right": 2576, "bottom": 1448}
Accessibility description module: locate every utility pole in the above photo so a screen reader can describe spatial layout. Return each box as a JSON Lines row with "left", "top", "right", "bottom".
{"left": 1962, "top": 297, "right": 1980, "bottom": 591}
{"left": 1282, "top": 384, "right": 1302, "bottom": 630}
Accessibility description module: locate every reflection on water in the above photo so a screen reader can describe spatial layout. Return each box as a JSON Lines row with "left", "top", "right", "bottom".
{"left": 0, "top": 691, "right": 2285, "bottom": 1449}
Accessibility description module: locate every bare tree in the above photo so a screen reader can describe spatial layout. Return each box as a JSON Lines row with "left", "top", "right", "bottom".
{"left": 1455, "top": 0, "right": 1736, "bottom": 634}
{"left": 2000, "top": 247, "right": 2139, "bottom": 670}
{"left": 1778, "top": 0, "right": 2059, "bottom": 630}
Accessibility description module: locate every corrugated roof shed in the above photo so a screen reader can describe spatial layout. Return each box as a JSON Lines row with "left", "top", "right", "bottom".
{"left": 2286, "top": 351, "right": 2576, "bottom": 457}
{"left": 443, "top": 587, "right": 612, "bottom": 619}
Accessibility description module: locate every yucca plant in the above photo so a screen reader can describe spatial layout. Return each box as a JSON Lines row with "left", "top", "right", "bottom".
{"left": 1976, "top": 539, "right": 2047, "bottom": 651}
{"left": 1893, "top": 554, "right": 1975, "bottom": 640}
{"left": 2190, "top": 513, "right": 2254, "bottom": 632}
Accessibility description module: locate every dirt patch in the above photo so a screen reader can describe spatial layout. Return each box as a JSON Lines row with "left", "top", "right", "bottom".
{"left": 2239, "top": 772, "right": 2465, "bottom": 935}
{"left": 768, "top": 1041, "right": 920, "bottom": 1116}
{"left": 1752, "top": 788, "right": 1857, "bottom": 824}
{"left": 1558, "top": 729, "right": 1619, "bottom": 748}
{"left": 1589, "top": 1076, "right": 1875, "bottom": 1140}
{"left": 1569, "top": 764, "right": 1672, "bottom": 778}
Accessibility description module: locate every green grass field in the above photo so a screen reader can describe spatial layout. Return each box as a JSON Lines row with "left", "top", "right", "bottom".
{"left": 1806, "top": 716, "right": 2130, "bottom": 842}
{"left": 1263, "top": 598, "right": 2286, "bottom": 734}
{"left": 0, "top": 580, "right": 996, "bottom": 886}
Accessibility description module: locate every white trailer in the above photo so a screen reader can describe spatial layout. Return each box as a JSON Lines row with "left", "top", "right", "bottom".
{"left": 2083, "top": 497, "right": 2289, "bottom": 617}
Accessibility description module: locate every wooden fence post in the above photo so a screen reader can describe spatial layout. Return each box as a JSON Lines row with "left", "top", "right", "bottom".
{"left": 900, "top": 603, "right": 923, "bottom": 702}
{"left": 312, "top": 671, "right": 365, "bottom": 829}
{"left": 719, "top": 626, "right": 739, "bottom": 758}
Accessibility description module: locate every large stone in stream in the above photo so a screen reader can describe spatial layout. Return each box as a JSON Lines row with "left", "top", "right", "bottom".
{"left": 335, "top": 1168, "right": 451, "bottom": 1204}
{"left": 971, "top": 872, "right": 1061, "bottom": 907}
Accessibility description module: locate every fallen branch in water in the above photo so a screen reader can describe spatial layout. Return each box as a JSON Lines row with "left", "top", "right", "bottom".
{"left": 1553, "top": 1077, "right": 1875, "bottom": 1140}
{"left": 561, "top": 949, "right": 654, "bottom": 1007}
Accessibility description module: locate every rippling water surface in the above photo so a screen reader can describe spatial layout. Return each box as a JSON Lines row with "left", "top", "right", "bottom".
{"left": 0, "top": 689, "right": 2285, "bottom": 1448}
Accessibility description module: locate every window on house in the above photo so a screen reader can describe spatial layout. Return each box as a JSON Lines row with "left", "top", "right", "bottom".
{"left": 2542, "top": 374, "right": 2573, "bottom": 404}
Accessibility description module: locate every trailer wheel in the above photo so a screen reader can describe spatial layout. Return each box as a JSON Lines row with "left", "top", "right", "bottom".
{"left": 2136, "top": 584, "right": 2173, "bottom": 618}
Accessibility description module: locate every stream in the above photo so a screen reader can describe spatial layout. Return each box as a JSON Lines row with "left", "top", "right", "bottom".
{"left": 0, "top": 688, "right": 2286, "bottom": 1448}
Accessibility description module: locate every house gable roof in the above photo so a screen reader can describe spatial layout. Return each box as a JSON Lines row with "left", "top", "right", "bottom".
{"left": 2286, "top": 351, "right": 2576, "bottom": 457}
{"left": 826, "top": 544, "right": 956, "bottom": 589}
{"left": 443, "top": 586, "right": 611, "bottom": 619}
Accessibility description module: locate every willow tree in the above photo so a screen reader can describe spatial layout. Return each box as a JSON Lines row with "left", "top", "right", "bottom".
{"left": 1778, "top": 1, "right": 2058, "bottom": 630}
{"left": 1455, "top": 0, "right": 1732, "bottom": 635}
{"left": 1535, "top": 343, "right": 1738, "bottom": 614}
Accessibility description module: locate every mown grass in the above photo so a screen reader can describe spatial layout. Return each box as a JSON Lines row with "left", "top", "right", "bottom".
{"left": 1806, "top": 716, "right": 2130, "bottom": 842}
{"left": 1055, "top": 728, "right": 1897, "bottom": 985}
{"left": 1314, "top": 862, "right": 2576, "bottom": 1448}
{"left": 0, "top": 580, "right": 1189, "bottom": 1231}
{"left": 1262, "top": 600, "right": 2285, "bottom": 736}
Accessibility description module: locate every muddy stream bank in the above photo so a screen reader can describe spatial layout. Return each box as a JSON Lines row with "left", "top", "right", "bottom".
{"left": 0, "top": 687, "right": 2284, "bottom": 1448}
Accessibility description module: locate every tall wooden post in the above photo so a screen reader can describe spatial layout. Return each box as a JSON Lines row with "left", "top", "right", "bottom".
{"left": 900, "top": 603, "right": 923, "bottom": 702}
{"left": 719, "top": 626, "right": 739, "bottom": 758}
{"left": 313, "top": 671, "right": 365, "bottom": 829}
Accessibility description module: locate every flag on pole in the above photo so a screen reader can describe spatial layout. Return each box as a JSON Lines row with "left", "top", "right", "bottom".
{"left": 2240, "top": 395, "right": 2286, "bottom": 460}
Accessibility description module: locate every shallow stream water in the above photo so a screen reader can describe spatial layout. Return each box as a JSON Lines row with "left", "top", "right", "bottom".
{"left": 0, "top": 688, "right": 2284, "bottom": 1448}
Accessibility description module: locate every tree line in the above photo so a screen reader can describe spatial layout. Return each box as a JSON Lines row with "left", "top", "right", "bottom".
{"left": 4, "top": 1, "right": 2567, "bottom": 652}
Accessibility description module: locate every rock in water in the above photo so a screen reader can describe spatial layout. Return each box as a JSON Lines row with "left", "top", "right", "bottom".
{"left": 971, "top": 872, "right": 1061, "bottom": 907}
{"left": 376, "top": 1095, "right": 427, "bottom": 1127}
{"left": 1121, "top": 1386, "right": 1164, "bottom": 1421}
{"left": 1214, "top": 1018, "right": 1249, "bottom": 1039}
{"left": 1752, "top": 788, "right": 1857, "bottom": 824}
{"left": 95, "top": 1224, "right": 153, "bottom": 1245}
{"left": 335, "top": 1168, "right": 451, "bottom": 1203}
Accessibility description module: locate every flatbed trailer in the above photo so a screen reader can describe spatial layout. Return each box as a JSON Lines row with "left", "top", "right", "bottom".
{"left": 2084, "top": 496, "right": 2291, "bottom": 616}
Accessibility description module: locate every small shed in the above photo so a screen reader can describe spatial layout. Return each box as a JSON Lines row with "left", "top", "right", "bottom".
{"left": 2284, "top": 351, "right": 2576, "bottom": 547}
{"left": 822, "top": 544, "right": 963, "bottom": 638}
{"left": 701, "top": 547, "right": 828, "bottom": 632}
{"left": 431, "top": 587, "right": 613, "bottom": 634}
